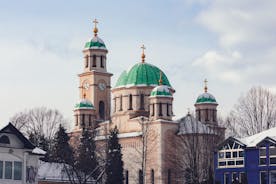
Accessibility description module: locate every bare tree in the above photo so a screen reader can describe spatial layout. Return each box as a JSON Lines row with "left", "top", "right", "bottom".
{"left": 226, "top": 86, "right": 276, "bottom": 137}
{"left": 167, "top": 114, "right": 219, "bottom": 183}
{"left": 10, "top": 107, "right": 69, "bottom": 140}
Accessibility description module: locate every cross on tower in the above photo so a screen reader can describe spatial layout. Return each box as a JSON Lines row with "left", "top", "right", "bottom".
{"left": 141, "top": 44, "right": 146, "bottom": 63}
{"left": 93, "top": 18, "right": 99, "bottom": 36}
{"left": 204, "top": 79, "right": 208, "bottom": 92}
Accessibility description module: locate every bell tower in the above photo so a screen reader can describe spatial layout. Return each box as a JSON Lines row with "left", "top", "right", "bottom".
{"left": 78, "top": 19, "right": 113, "bottom": 121}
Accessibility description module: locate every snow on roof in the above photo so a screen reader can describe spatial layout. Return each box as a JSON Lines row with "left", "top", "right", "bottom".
{"left": 239, "top": 127, "right": 276, "bottom": 147}
{"left": 95, "top": 131, "right": 142, "bottom": 141}
{"left": 32, "top": 147, "right": 46, "bottom": 155}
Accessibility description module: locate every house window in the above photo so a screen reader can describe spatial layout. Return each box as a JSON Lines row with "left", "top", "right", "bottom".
{"left": 128, "top": 94, "right": 133, "bottom": 110}
{"left": 270, "top": 146, "right": 276, "bottom": 165}
{"left": 239, "top": 172, "right": 247, "bottom": 183}
{"left": 224, "top": 173, "right": 230, "bottom": 184}
{"left": 259, "top": 147, "right": 267, "bottom": 165}
{"left": 260, "top": 171, "right": 268, "bottom": 184}
{"left": 232, "top": 172, "right": 238, "bottom": 183}
{"left": 5, "top": 161, "right": 12, "bottom": 179}
{"left": 125, "top": 170, "right": 129, "bottom": 184}
{"left": 0, "top": 135, "right": 10, "bottom": 144}
{"left": 218, "top": 140, "right": 244, "bottom": 168}
{"left": 92, "top": 55, "right": 96, "bottom": 67}
{"left": 151, "top": 169, "right": 154, "bottom": 184}
{"left": 0, "top": 161, "right": 3, "bottom": 179}
{"left": 14, "top": 161, "right": 22, "bottom": 180}
{"left": 270, "top": 171, "right": 276, "bottom": 183}
{"left": 140, "top": 94, "right": 145, "bottom": 110}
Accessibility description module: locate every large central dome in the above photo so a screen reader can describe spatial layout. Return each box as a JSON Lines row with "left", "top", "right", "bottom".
{"left": 115, "top": 62, "right": 172, "bottom": 88}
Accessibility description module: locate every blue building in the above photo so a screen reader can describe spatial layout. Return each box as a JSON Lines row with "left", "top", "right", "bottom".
{"left": 215, "top": 127, "right": 276, "bottom": 184}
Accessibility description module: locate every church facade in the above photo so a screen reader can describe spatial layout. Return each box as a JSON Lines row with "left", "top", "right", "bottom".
{"left": 70, "top": 21, "right": 225, "bottom": 184}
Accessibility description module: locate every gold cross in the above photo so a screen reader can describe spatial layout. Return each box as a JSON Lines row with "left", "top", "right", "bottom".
{"left": 93, "top": 18, "right": 99, "bottom": 36}
{"left": 141, "top": 44, "right": 146, "bottom": 63}
{"left": 204, "top": 78, "right": 208, "bottom": 92}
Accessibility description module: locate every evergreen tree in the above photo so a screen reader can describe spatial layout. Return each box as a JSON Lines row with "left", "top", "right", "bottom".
{"left": 52, "top": 124, "right": 73, "bottom": 164}
{"left": 106, "top": 126, "right": 124, "bottom": 184}
{"left": 77, "top": 128, "right": 99, "bottom": 180}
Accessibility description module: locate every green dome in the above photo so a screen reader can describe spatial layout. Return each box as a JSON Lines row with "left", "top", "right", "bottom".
{"left": 115, "top": 62, "right": 172, "bottom": 88}
{"left": 150, "top": 85, "right": 172, "bottom": 97}
{"left": 84, "top": 36, "right": 106, "bottom": 50}
{"left": 195, "top": 92, "right": 217, "bottom": 104}
{"left": 75, "top": 99, "right": 95, "bottom": 109}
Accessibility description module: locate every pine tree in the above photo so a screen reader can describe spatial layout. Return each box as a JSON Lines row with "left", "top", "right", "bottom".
{"left": 106, "top": 126, "right": 124, "bottom": 184}
{"left": 77, "top": 128, "right": 99, "bottom": 180}
{"left": 52, "top": 124, "right": 73, "bottom": 164}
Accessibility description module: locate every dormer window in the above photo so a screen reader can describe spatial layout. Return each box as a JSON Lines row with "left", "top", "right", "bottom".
{"left": 0, "top": 135, "right": 10, "bottom": 144}
{"left": 218, "top": 140, "right": 244, "bottom": 168}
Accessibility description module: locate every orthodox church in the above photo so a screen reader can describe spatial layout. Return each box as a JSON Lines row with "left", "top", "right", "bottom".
{"left": 70, "top": 20, "right": 225, "bottom": 184}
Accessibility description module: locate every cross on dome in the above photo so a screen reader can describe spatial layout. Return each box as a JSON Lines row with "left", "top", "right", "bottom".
{"left": 141, "top": 44, "right": 146, "bottom": 63}
{"left": 204, "top": 78, "right": 208, "bottom": 93}
{"left": 93, "top": 18, "right": 99, "bottom": 36}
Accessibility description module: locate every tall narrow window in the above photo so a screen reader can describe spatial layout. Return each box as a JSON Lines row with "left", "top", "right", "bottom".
{"left": 100, "top": 56, "right": 104, "bottom": 68}
{"left": 5, "top": 161, "right": 12, "bottom": 179}
{"left": 75, "top": 115, "right": 78, "bottom": 126}
{"left": 140, "top": 94, "right": 145, "bottom": 110}
{"left": 151, "top": 169, "right": 154, "bottom": 184}
{"left": 99, "top": 101, "right": 105, "bottom": 120}
{"left": 167, "top": 103, "right": 170, "bottom": 116}
{"left": 92, "top": 55, "right": 96, "bottom": 67}
{"left": 14, "top": 161, "right": 22, "bottom": 180}
{"left": 129, "top": 94, "right": 133, "bottom": 110}
{"left": 198, "top": 110, "right": 201, "bottom": 121}
{"left": 168, "top": 169, "right": 171, "bottom": 184}
{"left": 81, "top": 114, "right": 85, "bottom": 126}
{"left": 120, "top": 95, "right": 123, "bottom": 111}
{"left": 224, "top": 173, "right": 230, "bottom": 184}
{"left": 152, "top": 104, "right": 155, "bottom": 116}
{"left": 85, "top": 55, "right": 89, "bottom": 68}
{"left": 125, "top": 170, "right": 129, "bottom": 184}
{"left": 159, "top": 103, "right": 163, "bottom": 116}
{"left": 139, "top": 169, "right": 143, "bottom": 184}
{"left": 260, "top": 172, "right": 267, "bottom": 184}
{"left": 206, "top": 109, "right": 209, "bottom": 121}
{"left": 114, "top": 98, "right": 117, "bottom": 112}
{"left": 0, "top": 161, "right": 3, "bottom": 179}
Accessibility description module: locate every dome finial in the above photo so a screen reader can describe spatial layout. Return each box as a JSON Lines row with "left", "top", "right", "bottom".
{"left": 204, "top": 78, "right": 208, "bottom": 93}
{"left": 159, "top": 71, "right": 163, "bottom": 85}
{"left": 141, "top": 44, "right": 146, "bottom": 63}
{"left": 93, "top": 18, "right": 99, "bottom": 36}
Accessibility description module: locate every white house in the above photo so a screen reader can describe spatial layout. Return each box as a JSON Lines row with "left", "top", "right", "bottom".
{"left": 0, "top": 123, "right": 45, "bottom": 184}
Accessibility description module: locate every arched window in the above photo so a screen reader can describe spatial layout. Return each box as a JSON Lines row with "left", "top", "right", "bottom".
{"left": 151, "top": 169, "right": 154, "bottom": 184}
{"left": 0, "top": 135, "right": 10, "bottom": 144}
{"left": 128, "top": 94, "right": 133, "bottom": 110}
{"left": 140, "top": 94, "right": 145, "bottom": 110}
{"left": 159, "top": 103, "right": 163, "bottom": 116}
{"left": 167, "top": 103, "right": 170, "bottom": 116}
{"left": 119, "top": 95, "right": 123, "bottom": 111}
{"left": 100, "top": 56, "right": 104, "bottom": 68}
{"left": 85, "top": 55, "right": 89, "bottom": 68}
{"left": 92, "top": 55, "right": 96, "bottom": 67}
{"left": 99, "top": 101, "right": 105, "bottom": 120}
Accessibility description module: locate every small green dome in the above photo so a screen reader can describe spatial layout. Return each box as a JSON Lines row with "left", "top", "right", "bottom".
{"left": 84, "top": 36, "right": 106, "bottom": 50}
{"left": 150, "top": 85, "right": 172, "bottom": 97}
{"left": 115, "top": 62, "right": 172, "bottom": 88}
{"left": 195, "top": 92, "right": 217, "bottom": 104}
{"left": 75, "top": 99, "right": 95, "bottom": 109}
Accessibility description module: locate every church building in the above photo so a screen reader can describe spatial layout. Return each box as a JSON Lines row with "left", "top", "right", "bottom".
{"left": 70, "top": 20, "right": 225, "bottom": 184}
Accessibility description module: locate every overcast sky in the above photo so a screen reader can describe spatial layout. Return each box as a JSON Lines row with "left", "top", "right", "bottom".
{"left": 0, "top": 0, "right": 276, "bottom": 128}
